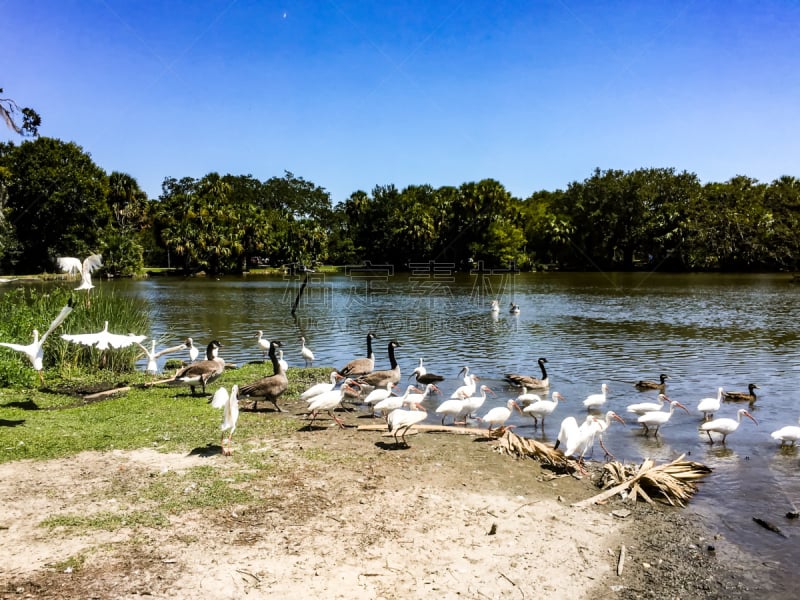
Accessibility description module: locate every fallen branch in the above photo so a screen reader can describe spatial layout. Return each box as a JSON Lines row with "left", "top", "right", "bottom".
{"left": 356, "top": 423, "right": 492, "bottom": 436}
{"left": 83, "top": 386, "right": 131, "bottom": 401}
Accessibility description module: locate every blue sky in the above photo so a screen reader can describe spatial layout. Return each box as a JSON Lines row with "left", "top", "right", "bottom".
{"left": 3, "top": 1, "right": 799, "bottom": 203}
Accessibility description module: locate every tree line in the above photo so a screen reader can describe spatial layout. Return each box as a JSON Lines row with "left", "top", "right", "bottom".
{"left": 1, "top": 136, "right": 798, "bottom": 276}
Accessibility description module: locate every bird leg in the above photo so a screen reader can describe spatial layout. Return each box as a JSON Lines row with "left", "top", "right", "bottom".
{"left": 329, "top": 411, "right": 345, "bottom": 429}
{"left": 705, "top": 430, "right": 715, "bottom": 444}
{"left": 271, "top": 399, "right": 283, "bottom": 412}
{"left": 598, "top": 435, "right": 616, "bottom": 461}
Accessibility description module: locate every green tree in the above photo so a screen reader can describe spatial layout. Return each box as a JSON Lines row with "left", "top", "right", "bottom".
{"left": 3, "top": 137, "right": 110, "bottom": 273}
{"left": 1, "top": 87, "right": 40, "bottom": 137}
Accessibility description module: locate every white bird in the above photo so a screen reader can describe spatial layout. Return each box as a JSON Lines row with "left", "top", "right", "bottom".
{"left": 255, "top": 330, "right": 270, "bottom": 359}
{"left": 61, "top": 321, "right": 146, "bottom": 350}
{"left": 403, "top": 383, "right": 440, "bottom": 406}
{"left": 277, "top": 348, "right": 289, "bottom": 372}
{"left": 771, "top": 418, "right": 800, "bottom": 446}
{"left": 72, "top": 254, "right": 103, "bottom": 306}
{"left": 450, "top": 372, "right": 478, "bottom": 399}
{"left": 587, "top": 411, "right": 626, "bottom": 459}
{"left": 626, "top": 393, "right": 670, "bottom": 416}
{"left": 387, "top": 402, "right": 428, "bottom": 447}
{"left": 300, "top": 371, "right": 343, "bottom": 402}
{"left": 408, "top": 357, "right": 445, "bottom": 385}
{"left": 479, "top": 399, "right": 521, "bottom": 433}
{"left": 300, "top": 336, "right": 314, "bottom": 366}
{"left": 307, "top": 383, "right": 357, "bottom": 429}
{"left": 583, "top": 383, "right": 610, "bottom": 410}
{"left": 515, "top": 386, "right": 543, "bottom": 408}
{"left": 460, "top": 385, "right": 496, "bottom": 422}
{"left": 134, "top": 339, "right": 187, "bottom": 374}
{"left": 522, "top": 391, "right": 566, "bottom": 428}
{"left": 211, "top": 384, "right": 240, "bottom": 455}
{"left": 490, "top": 299, "right": 500, "bottom": 313}
{"left": 555, "top": 415, "right": 598, "bottom": 461}
{"left": 373, "top": 384, "right": 420, "bottom": 420}
{"left": 0, "top": 298, "right": 73, "bottom": 384}
{"left": 637, "top": 400, "right": 689, "bottom": 437}
{"left": 435, "top": 397, "right": 467, "bottom": 426}
{"left": 700, "top": 408, "right": 758, "bottom": 444}
{"left": 364, "top": 380, "right": 396, "bottom": 412}
{"left": 697, "top": 387, "right": 724, "bottom": 421}
{"left": 509, "top": 302, "right": 520, "bottom": 314}
{"left": 185, "top": 337, "right": 200, "bottom": 363}
{"left": 56, "top": 256, "right": 82, "bottom": 276}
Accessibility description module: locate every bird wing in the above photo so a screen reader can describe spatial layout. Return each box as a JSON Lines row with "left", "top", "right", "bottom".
{"left": 154, "top": 343, "right": 187, "bottom": 358}
{"left": 211, "top": 386, "right": 230, "bottom": 409}
{"left": 105, "top": 332, "right": 146, "bottom": 349}
{"left": 39, "top": 300, "right": 74, "bottom": 345}
{"left": 57, "top": 257, "right": 82, "bottom": 274}
{"left": 0, "top": 342, "right": 28, "bottom": 353}
{"left": 61, "top": 332, "right": 103, "bottom": 347}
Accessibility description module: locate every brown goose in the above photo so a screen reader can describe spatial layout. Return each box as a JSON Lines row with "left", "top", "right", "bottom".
{"left": 357, "top": 340, "right": 401, "bottom": 388}
{"left": 504, "top": 357, "right": 549, "bottom": 390}
{"left": 635, "top": 373, "right": 669, "bottom": 392}
{"left": 336, "top": 332, "right": 376, "bottom": 378}
{"left": 240, "top": 340, "right": 288, "bottom": 411}
{"left": 168, "top": 340, "right": 225, "bottom": 395}
{"left": 722, "top": 383, "right": 759, "bottom": 403}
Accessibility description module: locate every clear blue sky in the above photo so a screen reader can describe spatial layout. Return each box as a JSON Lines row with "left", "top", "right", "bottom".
{"left": 3, "top": 1, "right": 799, "bottom": 204}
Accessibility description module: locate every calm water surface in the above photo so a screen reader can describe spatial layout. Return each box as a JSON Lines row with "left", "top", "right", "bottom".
{"left": 110, "top": 271, "right": 800, "bottom": 582}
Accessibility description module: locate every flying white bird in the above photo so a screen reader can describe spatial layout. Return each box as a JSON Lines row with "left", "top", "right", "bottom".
{"left": 61, "top": 321, "right": 146, "bottom": 350}
{"left": 0, "top": 298, "right": 74, "bottom": 384}
{"left": 211, "top": 384, "right": 240, "bottom": 455}
{"left": 134, "top": 339, "right": 188, "bottom": 374}
{"left": 65, "top": 254, "right": 103, "bottom": 305}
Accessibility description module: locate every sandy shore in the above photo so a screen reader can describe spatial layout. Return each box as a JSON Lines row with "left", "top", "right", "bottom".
{"left": 0, "top": 412, "right": 787, "bottom": 599}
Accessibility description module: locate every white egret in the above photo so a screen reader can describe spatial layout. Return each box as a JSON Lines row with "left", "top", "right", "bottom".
{"left": 515, "top": 386, "right": 543, "bottom": 408}
{"left": 277, "top": 348, "right": 289, "bottom": 372}
{"left": 700, "top": 409, "right": 758, "bottom": 444}
{"left": 490, "top": 299, "right": 500, "bottom": 313}
{"left": 255, "top": 330, "right": 270, "bottom": 359}
{"left": 0, "top": 298, "right": 73, "bottom": 384}
{"left": 211, "top": 384, "right": 240, "bottom": 455}
{"left": 61, "top": 321, "right": 146, "bottom": 350}
{"left": 71, "top": 254, "right": 103, "bottom": 306}
{"left": 133, "top": 339, "right": 187, "bottom": 374}
{"left": 56, "top": 256, "right": 82, "bottom": 277}
{"left": 184, "top": 337, "right": 199, "bottom": 363}
{"left": 300, "top": 336, "right": 314, "bottom": 367}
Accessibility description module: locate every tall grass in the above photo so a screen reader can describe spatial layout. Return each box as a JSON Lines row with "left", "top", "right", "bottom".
{"left": 0, "top": 286, "right": 151, "bottom": 386}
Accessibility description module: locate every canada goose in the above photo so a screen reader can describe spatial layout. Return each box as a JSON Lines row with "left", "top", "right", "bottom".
{"left": 239, "top": 340, "right": 288, "bottom": 411}
{"left": 0, "top": 298, "right": 73, "bottom": 385}
{"left": 504, "top": 357, "right": 549, "bottom": 390}
{"left": 722, "top": 383, "right": 759, "bottom": 403}
{"left": 357, "top": 340, "right": 401, "bottom": 388}
{"left": 634, "top": 373, "right": 669, "bottom": 392}
{"left": 168, "top": 340, "right": 225, "bottom": 395}
{"left": 337, "top": 332, "right": 376, "bottom": 379}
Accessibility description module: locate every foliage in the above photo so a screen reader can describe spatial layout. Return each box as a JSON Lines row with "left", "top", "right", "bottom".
{"left": 0, "top": 87, "right": 41, "bottom": 137}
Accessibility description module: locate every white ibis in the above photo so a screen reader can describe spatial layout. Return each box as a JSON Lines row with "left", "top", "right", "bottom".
{"left": 364, "top": 381, "right": 396, "bottom": 414}
{"left": 587, "top": 411, "right": 626, "bottom": 459}
{"left": 300, "top": 336, "right": 314, "bottom": 367}
{"left": 450, "top": 373, "right": 478, "bottom": 400}
{"left": 134, "top": 339, "right": 187, "bottom": 374}
{"left": 634, "top": 373, "right": 669, "bottom": 392}
{"left": 479, "top": 399, "right": 521, "bottom": 433}
{"left": 722, "top": 383, "right": 759, "bottom": 403}
{"left": 307, "top": 382, "right": 357, "bottom": 429}
{"left": 522, "top": 391, "right": 566, "bottom": 428}
{"left": 436, "top": 397, "right": 466, "bottom": 426}
{"left": 555, "top": 415, "right": 600, "bottom": 467}
{"left": 700, "top": 408, "right": 758, "bottom": 444}
{"left": 0, "top": 298, "right": 73, "bottom": 385}
{"left": 626, "top": 393, "right": 669, "bottom": 416}
{"left": 167, "top": 340, "right": 226, "bottom": 396}
{"left": 240, "top": 340, "right": 288, "bottom": 411}
{"left": 255, "top": 330, "right": 270, "bottom": 359}
{"left": 404, "top": 383, "right": 440, "bottom": 406}
{"left": 696, "top": 387, "right": 724, "bottom": 421}
{"left": 770, "top": 418, "right": 800, "bottom": 446}
{"left": 387, "top": 402, "right": 428, "bottom": 447}
{"left": 583, "top": 383, "right": 610, "bottom": 410}
{"left": 637, "top": 400, "right": 689, "bottom": 436}
{"left": 515, "top": 387, "right": 543, "bottom": 409}
{"left": 61, "top": 321, "right": 146, "bottom": 350}
{"left": 211, "top": 384, "right": 240, "bottom": 455}
{"left": 460, "top": 385, "right": 496, "bottom": 422}
{"left": 300, "top": 371, "right": 344, "bottom": 402}
{"left": 373, "top": 384, "right": 421, "bottom": 420}
{"left": 504, "top": 357, "right": 549, "bottom": 390}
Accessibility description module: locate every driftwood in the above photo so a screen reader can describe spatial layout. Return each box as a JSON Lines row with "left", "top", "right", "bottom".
{"left": 491, "top": 430, "right": 570, "bottom": 468}
{"left": 356, "top": 423, "right": 493, "bottom": 436}
{"left": 573, "top": 454, "right": 712, "bottom": 508}
{"left": 83, "top": 386, "right": 131, "bottom": 401}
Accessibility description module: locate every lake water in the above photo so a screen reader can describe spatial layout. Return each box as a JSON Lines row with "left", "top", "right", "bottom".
{"left": 98, "top": 270, "right": 800, "bottom": 581}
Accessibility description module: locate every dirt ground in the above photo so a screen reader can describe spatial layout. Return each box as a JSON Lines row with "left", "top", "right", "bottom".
{"left": 0, "top": 403, "right": 783, "bottom": 599}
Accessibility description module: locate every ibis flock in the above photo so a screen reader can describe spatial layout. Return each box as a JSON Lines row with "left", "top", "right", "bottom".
{"left": 0, "top": 281, "right": 792, "bottom": 460}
